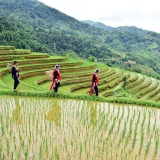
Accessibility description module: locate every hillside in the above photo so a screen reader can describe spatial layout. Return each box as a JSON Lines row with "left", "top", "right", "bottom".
{"left": 0, "top": 46, "right": 160, "bottom": 105}
{"left": 0, "top": 16, "right": 51, "bottom": 53}
{"left": 0, "top": 16, "right": 119, "bottom": 59}
{"left": 0, "top": 0, "right": 160, "bottom": 78}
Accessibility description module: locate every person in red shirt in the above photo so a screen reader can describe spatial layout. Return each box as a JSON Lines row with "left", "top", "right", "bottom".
{"left": 89, "top": 69, "right": 100, "bottom": 96}
{"left": 50, "top": 64, "right": 61, "bottom": 93}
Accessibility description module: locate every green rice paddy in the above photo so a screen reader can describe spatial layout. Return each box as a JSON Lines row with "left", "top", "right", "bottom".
{"left": 0, "top": 97, "right": 160, "bottom": 160}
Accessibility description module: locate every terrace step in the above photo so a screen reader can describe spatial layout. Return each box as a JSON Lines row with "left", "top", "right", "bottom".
{"left": 39, "top": 67, "right": 109, "bottom": 89}
{"left": 21, "top": 75, "right": 48, "bottom": 91}
{"left": 0, "top": 57, "right": 65, "bottom": 68}
{"left": 147, "top": 86, "right": 160, "bottom": 100}
{"left": 127, "top": 73, "right": 138, "bottom": 83}
{"left": 0, "top": 53, "right": 50, "bottom": 61}
{"left": 127, "top": 74, "right": 145, "bottom": 89}
{"left": 71, "top": 70, "right": 124, "bottom": 94}
{"left": 0, "top": 50, "right": 31, "bottom": 55}
{"left": 154, "top": 94, "right": 160, "bottom": 101}
{"left": 131, "top": 78, "right": 152, "bottom": 94}
{"left": 0, "top": 60, "right": 83, "bottom": 77}
{"left": 138, "top": 79, "right": 159, "bottom": 99}
{"left": 0, "top": 68, "right": 10, "bottom": 77}
{"left": 37, "top": 65, "right": 108, "bottom": 89}
{"left": 0, "top": 74, "right": 43, "bottom": 92}
{"left": 21, "top": 63, "right": 102, "bottom": 90}
{"left": 102, "top": 83, "right": 123, "bottom": 97}
{"left": 72, "top": 76, "right": 125, "bottom": 97}
{"left": 0, "top": 56, "right": 13, "bottom": 61}
{"left": 70, "top": 70, "right": 118, "bottom": 93}
{"left": 99, "top": 73, "right": 129, "bottom": 94}
{"left": 1, "top": 62, "right": 97, "bottom": 86}
{"left": 61, "top": 68, "right": 110, "bottom": 86}
{"left": 12, "top": 61, "right": 83, "bottom": 73}
{"left": 25, "top": 54, "right": 50, "bottom": 59}
{"left": 62, "top": 67, "right": 108, "bottom": 78}
{"left": 0, "top": 46, "right": 15, "bottom": 50}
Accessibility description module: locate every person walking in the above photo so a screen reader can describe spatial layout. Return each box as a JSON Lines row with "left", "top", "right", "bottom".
{"left": 50, "top": 64, "right": 61, "bottom": 93}
{"left": 89, "top": 69, "right": 100, "bottom": 96}
{"left": 12, "top": 61, "right": 20, "bottom": 92}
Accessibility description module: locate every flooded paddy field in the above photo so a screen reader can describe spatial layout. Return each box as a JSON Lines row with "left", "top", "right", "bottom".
{"left": 0, "top": 97, "right": 160, "bottom": 160}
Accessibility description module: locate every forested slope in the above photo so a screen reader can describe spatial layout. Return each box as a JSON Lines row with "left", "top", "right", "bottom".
{"left": 0, "top": 0, "right": 159, "bottom": 77}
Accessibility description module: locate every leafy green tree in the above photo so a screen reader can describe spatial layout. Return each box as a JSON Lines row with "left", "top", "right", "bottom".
{"left": 88, "top": 56, "right": 95, "bottom": 62}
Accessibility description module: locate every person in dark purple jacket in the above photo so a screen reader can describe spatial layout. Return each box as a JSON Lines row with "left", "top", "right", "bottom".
{"left": 12, "top": 61, "right": 20, "bottom": 92}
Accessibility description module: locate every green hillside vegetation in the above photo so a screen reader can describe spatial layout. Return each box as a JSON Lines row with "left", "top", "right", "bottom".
{"left": 83, "top": 21, "right": 160, "bottom": 77}
{"left": 130, "top": 64, "right": 159, "bottom": 76}
{"left": 0, "top": 0, "right": 160, "bottom": 78}
{"left": 0, "top": 46, "right": 159, "bottom": 107}
{"left": 0, "top": 16, "right": 119, "bottom": 59}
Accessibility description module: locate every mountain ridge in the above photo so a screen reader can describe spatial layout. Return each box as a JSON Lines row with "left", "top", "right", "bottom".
{"left": 82, "top": 20, "right": 150, "bottom": 35}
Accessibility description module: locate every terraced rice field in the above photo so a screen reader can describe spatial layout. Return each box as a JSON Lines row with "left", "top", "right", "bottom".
{"left": 0, "top": 46, "right": 160, "bottom": 102}
{"left": 0, "top": 97, "right": 160, "bottom": 160}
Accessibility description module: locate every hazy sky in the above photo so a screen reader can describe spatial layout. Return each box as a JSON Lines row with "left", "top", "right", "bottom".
{"left": 38, "top": 0, "right": 160, "bottom": 33}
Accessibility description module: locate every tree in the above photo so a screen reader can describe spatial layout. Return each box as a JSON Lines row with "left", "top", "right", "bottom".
{"left": 88, "top": 56, "right": 95, "bottom": 62}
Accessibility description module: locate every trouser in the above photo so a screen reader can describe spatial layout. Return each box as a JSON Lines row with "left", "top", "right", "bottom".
{"left": 94, "top": 85, "right": 98, "bottom": 96}
{"left": 54, "top": 82, "right": 60, "bottom": 92}
{"left": 14, "top": 78, "right": 19, "bottom": 90}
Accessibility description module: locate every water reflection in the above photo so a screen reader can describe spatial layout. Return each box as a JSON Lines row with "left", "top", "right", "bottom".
{"left": 13, "top": 98, "right": 22, "bottom": 124}
{"left": 46, "top": 100, "right": 61, "bottom": 126}
{"left": 89, "top": 101, "right": 97, "bottom": 126}
{"left": 1, "top": 96, "right": 160, "bottom": 160}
